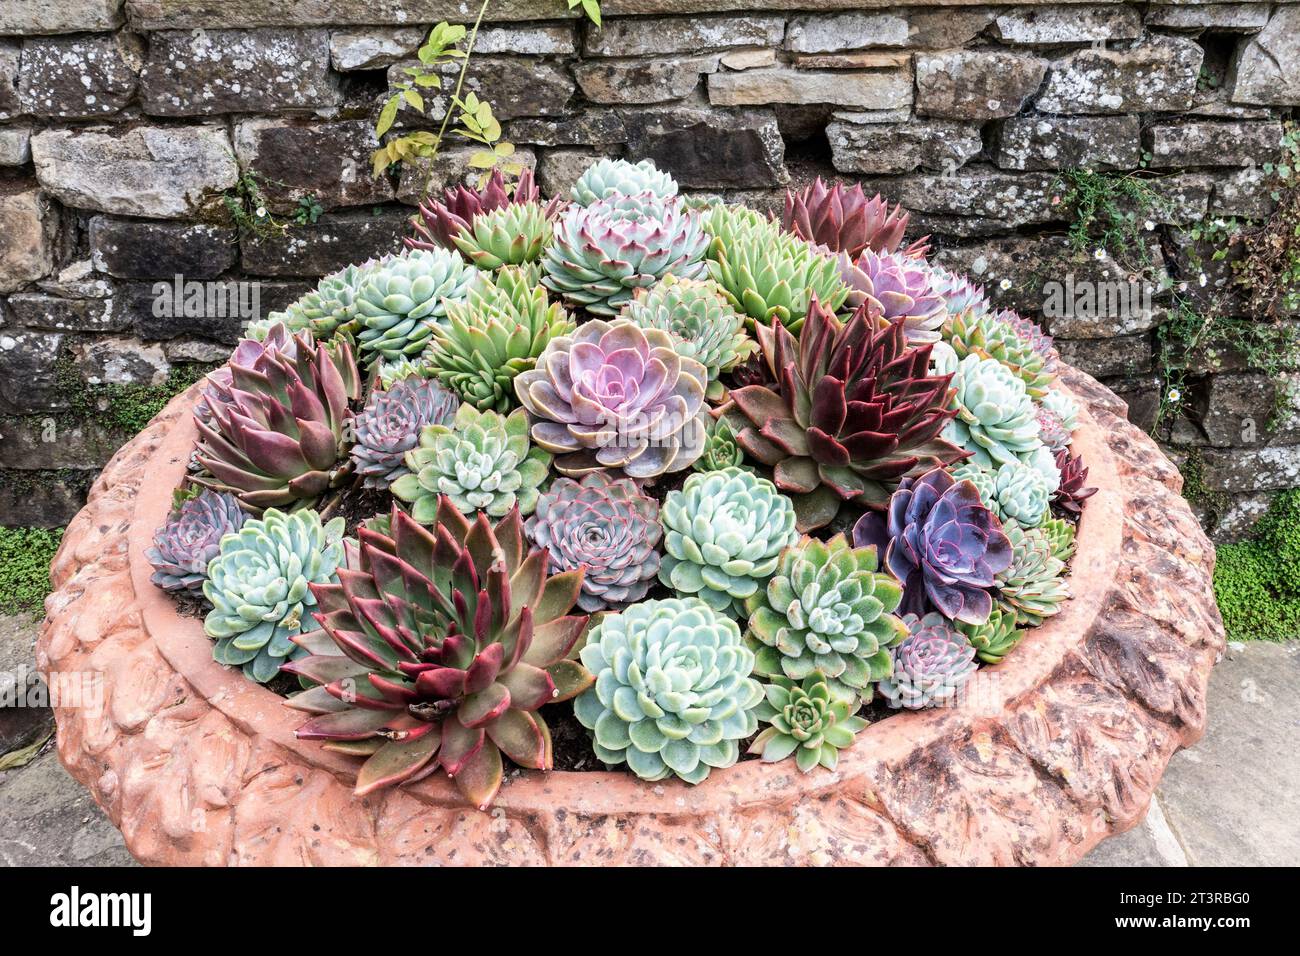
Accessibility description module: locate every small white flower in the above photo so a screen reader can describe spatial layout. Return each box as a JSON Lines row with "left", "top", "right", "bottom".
{"left": 1144, "top": 219, "right": 1156, "bottom": 231}
{"left": 999, "top": 278, "right": 1012, "bottom": 291}
{"left": 1198, "top": 273, "right": 1208, "bottom": 287}
{"left": 1167, "top": 388, "right": 1182, "bottom": 403}
{"left": 1178, "top": 282, "right": 1188, "bottom": 292}
{"left": 256, "top": 206, "right": 268, "bottom": 219}
{"left": 1093, "top": 248, "right": 1106, "bottom": 261}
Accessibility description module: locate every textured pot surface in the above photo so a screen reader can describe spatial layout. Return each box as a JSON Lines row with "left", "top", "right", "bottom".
{"left": 37, "top": 365, "right": 1224, "bottom": 866}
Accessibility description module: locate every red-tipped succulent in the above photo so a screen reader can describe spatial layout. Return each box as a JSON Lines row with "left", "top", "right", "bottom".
{"left": 1052, "top": 447, "right": 1098, "bottom": 516}
{"left": 408, "top": 167, "right": 562, "bottom": 251}
{"left": 782, "top": 177, "right": 930, "bottom": 260}
{"left": 193, "top": 327, "right": 361, "bottom": 510}
{"left": 723, "top": 297, "right": 966, "bottom": 530}
{"left": 284, "top": 501, "right": 593, "bottom": 809}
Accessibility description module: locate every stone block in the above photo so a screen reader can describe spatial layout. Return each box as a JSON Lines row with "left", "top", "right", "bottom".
{"left": 1146, "top": 4, "right": 1271, "bottom": 32}
{"left": 0, "top": 125, "right": 29, "bottom": 165}
{"left": 586, "top": 15, "right": 783, "bottom": 56}
{"left": 1201, "top": 444, "right": 1300, "bottom": 492}
{"left": 386, "top": 57, "right": 574, "bottom": 120}
{"left": 241, "top": 208, "right": 411, "bottom": 277}
{"left": 708, "top": 67, "right": 912, "bottom": 110}
{"left": 1037, "top": 36, "right": 1203, "bottom": 114}
{"left": 993, "top": 6, "right": 1141, "bottom": 44}
{"left": 916, "top": 50, "right": 1047, "bottom": 120}
{"left": 4, "top": 294, "right": 128, "bottom": 333}
{"left": 995, "top": 115, "right": 1142, "bottom": 172}
{"left": 1057, "top": 333, "right": 1154, "bottom": 378}
{"left": 234, "top": 118, "right": 394, "bottom": 212}
{"left": 828, "top": 120, "right": 982, "bottom": 175}
{"left": 575, "top": 56, "right": 718, "bottom": 105}
{"left": 624, "top": 107, "right": 787, "bottom": 189}
{"left": 1145, "top": 120, "right": 1284, "bottom": 168}
{"left": 0, "top": 186, "right": 55, "bottom": 293}
{"left": 31, "top": 124, "right": 239, "bottom": 219}
{"left": 140, "top": 28, "right": 340, "bottom": 116}
{"left": 395, "top": 146, "right": 537, "bottom": 205}
{"left": 0, "top": 0, "right": 124, "bottom": 34}
{"left": 17, "top": 33, "right": 141, "bottom": 120}
{"left": 786, "top": 13, "right": 908, "bottom": 53}
{"left": 507, "top": 111, "right": 627, "bottom": 147}
{"left": 90, "top": 218, "right": 238, "bottom": 280}
{"left": 0, "top": 330, "right": 65, "bottom": 412}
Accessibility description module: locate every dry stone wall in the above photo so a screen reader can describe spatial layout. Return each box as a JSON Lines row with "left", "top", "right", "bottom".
{"left": 0, "top": 0, "right": 1297, "bottom": 535}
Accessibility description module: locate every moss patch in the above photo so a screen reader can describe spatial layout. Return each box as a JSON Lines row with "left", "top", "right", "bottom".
{"left": 0, "top": 527, "right": 64, "bottom": 613}
{"left": 1214, "top": 488, "right": 1300, "bottom": 641}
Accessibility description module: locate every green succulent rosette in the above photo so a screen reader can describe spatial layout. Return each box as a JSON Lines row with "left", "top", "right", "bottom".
{"left": 659, "top": 466, "right": 799, "bottom": 615}
{"left": 426, "top": 266, "right": 575, "bottom": 411}
{"left": 620, "top": 274, "right": 757, "bottom": 401}
{"left": 744, "top": 534, "right": 908, "bottom": 703}
{"left": 390, "top": 404, "right": 550, "bottom": 520}
{"left": 939, "top": 351, "right": 1044, "bottom": 468}
{"left": 953, "top": 607, "right": 1023, "bottom": 665}
{"left": 945, "top": 308, "right": 1054, "bottom": 398}
{"left": 693, "top": 413, "right": 753, "bottom": 473}
{"left": 995, "top": 519, "right": 1070, "bottom": 626}
{"left": 452, "top": 202, "right": 552, "bottom": 271}
{"left": 574, "top": 597, "right": 763, "bottom": 784}
{"left": 1040, "top": 516, "right": 1077, "bottom": 562}
{"left": 570, "top": 157, "right": 678, "bottom": 207}
{"left": 749, "top": 675, "right": 868, "bottom": 773}
{"left": 203, "top": 508, "right": 345, "bottom": 683}
{"left": 952, "top": 459, "right": 1053, "bottom": 529}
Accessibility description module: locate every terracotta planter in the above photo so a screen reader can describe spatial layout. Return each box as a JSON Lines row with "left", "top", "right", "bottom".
{"left": 37, "top": 365, "right": 1223, "bottom": 866}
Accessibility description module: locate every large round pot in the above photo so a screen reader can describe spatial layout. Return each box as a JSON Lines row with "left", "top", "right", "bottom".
{"left": 37, "top": 365, "right": 1223, "bottom": 866}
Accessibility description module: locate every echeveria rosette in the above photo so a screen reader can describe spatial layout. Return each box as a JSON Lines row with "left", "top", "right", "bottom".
{"left": 928, "top": 263, "right": 990, "bottom": 321}
{"left": 514, "top": 318, "right": 710, "bottom": 478}
{"left": 620, "top": 274, "right": 757, "bottom": 401}
{"left": 541, "top": 192, "right": 708, "bottom": 316}
{"left": 355, "top": 248, "right": 479, "bottom": 364}
{"left": 995, "top": 519, "right": 1070, "bottom": 627}
{"left": 838, "top": 248, "right": 946, "bottom": 344}
{"left": 427, "top": 266, "right": 575, "bottom": 412}
{"left": 694, "top": 413, "right": 752, "bottom": 473}
{"left": 944, "top": 307, "right": 1055, "bottom": 397}
{"left": 203, "top": 508, "right": 345, "bottom": 683}
{"left": 570, "top": 157, "right": 678, "bottom": 207}
{"left": 285, "top": 503, "right": 593, "bottom": 809}
{"left": 995, "top": 309, "right": 1058, "bottom": 372}
{"left": 939, "top": 351, "right": 1044, "bottom": 469}
{"left": 574, "top": 597, "right": 763, "bottom": 784}
{"left": 391, "top": 404, "right": 550, "bottom": 521}
{"left": 1041, "top": 516, "right": 1077, "bottom": 563}
{"left": 1053, "top": 447, "right": 1098, "bottom": 516}
{"left": 724, "top": 298, "right": 966, "bottom": 531}
{"left": 193, "top": 327, "right": 361, "bottom": 510}
{"left": 659, "top": 467, "right": 799, "bottom": 616}
{"left": 705, "top": 206, "right": 849, "bottom": 335}
{"left": 146, "top": 489, "right": 247, "bottom": 597}
{"left": 350, "top": 377, "right": 460, "bottom": 490}
{"left": 1038, "top": 388, "right": 1079, "bottom": 450}
{"left": 853, "top": 467, "right": 1012, "bottom": 625}
{"left": 409, "top": 166, "right": 557, "bottom": 250}
{"left": 744, "top": 534, "right": 908, "bottom": 704}
{"left": 877, "top": 613, "right": 979, "bottom": 710}
{"left": 376, "top": 354, "right": 436, "bottom": 390}
{"left": 953, "top": 607, "right": 1023, "bottom": 665}
{"left": 952, "top": 459, "right": 1053, "bottom": 529}
{"left": 525, "top": 472, "right": 662, "bottom": 612}
{"left": 262, "top": 263, "right": 373, "bottom": 343}
{"left": 782, "top": 177, "right": 929, "bottom": 260}
{"left": 452, "top": 202, "right": 553, "bottom": 271}
{"left": 749, "top": 676, "right": 867, "bottom": 773}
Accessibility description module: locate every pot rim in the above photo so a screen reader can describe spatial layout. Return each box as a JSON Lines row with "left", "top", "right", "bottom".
{"left": 128, "top": 376, "right": 1123, "bottom": 815}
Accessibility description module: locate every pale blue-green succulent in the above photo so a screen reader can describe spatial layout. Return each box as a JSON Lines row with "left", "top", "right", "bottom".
{"left": 749, "top": 676, "right": 868, "bottom": 773}
{"left": 570, "top": 157, "right": 678, "bottom": 207}
{"left": 940, "top": 351, "right": 1043, "bottom": 468}
{"left": 659, "top": 466, "right": 799, "bottom": 615}
{"left": 203, "top": 508, "right": 345, "bottom": 684}
{"left": 390, "top": 404, "right": 550, "bottom": 521}
{"left": 355, "top": 249, "right": 479, "bottom": 364}
{"left": 952, "top": 459, "right": 1053, "bottom": 528}
{"left": 574, "top": 597, "right": 764, "bottom": 784}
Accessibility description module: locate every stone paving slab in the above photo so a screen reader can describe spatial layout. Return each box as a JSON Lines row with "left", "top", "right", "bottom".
{"left": 1, "top": 607, "right": 1296, "bottom": 867}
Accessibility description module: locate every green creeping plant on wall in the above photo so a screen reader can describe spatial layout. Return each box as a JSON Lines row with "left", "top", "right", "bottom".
{"left": 373, "top": 2, "right": 603, "bottom": 192}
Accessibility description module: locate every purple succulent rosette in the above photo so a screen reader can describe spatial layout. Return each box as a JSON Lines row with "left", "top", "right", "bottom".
{"left": 838, "top": 248, "right": 945, "bottom": 344}
{"left": 145, "top": 489, "right": 247, "bottom": 596}
{"left": 852, "top": 467, "right": 1012, "bottom": 625}
{"left": 525, "top": 472, "right": 662, "bottom": 611}
{"left": 877, "top": 612, "right": 979, "bottom": 710}
{"left": 195, "top": 323, "right": 299, "bottom": 422}
{"left": 351, "top": 377, "right": 460, "bottom": 490}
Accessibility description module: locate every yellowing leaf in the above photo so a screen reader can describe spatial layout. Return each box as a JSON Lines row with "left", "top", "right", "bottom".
{"left": 376, "top": 97, "right": 400, "bottom": 137}
{"left": 468, "top": 150, "right": 498, "bottom": 170}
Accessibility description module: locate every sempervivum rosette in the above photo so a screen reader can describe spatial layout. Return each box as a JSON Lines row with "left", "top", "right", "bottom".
{"left": 350, "top": 377, "right": 460, "bottom": 490}
{"left": 853, "top": 467, "right": 1012, "bottom": 625}
{"left": 409, "top": 167, "right": 557, "bottom": 250}
{"left": 723, "top": 298, "right": 965, "bottom": 530}
{"left": 570, "top": 157, "right": 678, "bottom": 207}
{"left": 526, "top": 472, "right": 662, "bottom": 612}
{"left": 659, "top": 467, "right": 800, "bottom": 615}
{"left": 514, "top": 318, "right": 710, "bottom": 478}
{"left": 355, "top": 248, "right": 479, "bottom": 364}
{"left": 1053, "top": 447, "right": 1097, "bottom": 516}
{"left": 782, "top": 177, "right": 929, "bottom": 259}
{"left": 838, "top": 247, "right": 946, "bottom": 344}
{"left": 877, "top": 613, "right": 979, "bottom": 710}
{"left": 193, "top": 327, "right": 361, "bottom": 510}
{"left": 146, "top": 489, "right": 247, "bottom": 596}
{"left": 203, "top": 508, "right": 345, "bottom": 683}
{"left": 574, "top": 597, "right": 764, "bottom": 784}
{"left": 945, "top": 307, "right": 1055, "bottom": 397}
{"left": 744, "top": 533, "right": 908, "bottom": 703}
{"left": 542, "top": 192, "right": 708, "bottom": 316}
{"left": 995, "top": 519, "right": 1070, "bottom": 626}
{"left": 928, "top": 263, "right": 990, "bottom": 320}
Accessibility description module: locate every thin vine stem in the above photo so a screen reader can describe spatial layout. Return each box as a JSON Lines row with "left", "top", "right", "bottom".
{"left": 424, "top": 0, "right": 493, "bottom": 198}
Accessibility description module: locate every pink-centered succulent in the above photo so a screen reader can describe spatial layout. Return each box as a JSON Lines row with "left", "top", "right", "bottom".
{"left": 408, "top": 168, "right": 562, "bottom": 251}
{"left": 838, "top": 248, "right": 947, "bottom": 344}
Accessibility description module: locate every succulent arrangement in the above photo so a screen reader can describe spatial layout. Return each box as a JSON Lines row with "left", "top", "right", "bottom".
{"left": 153, "top": 156, "right": 1092, "bottom": 809}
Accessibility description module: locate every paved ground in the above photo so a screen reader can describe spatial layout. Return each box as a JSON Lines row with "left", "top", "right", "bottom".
{"left": 1, "top": 611, "right": 1295, "bottom": 867}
